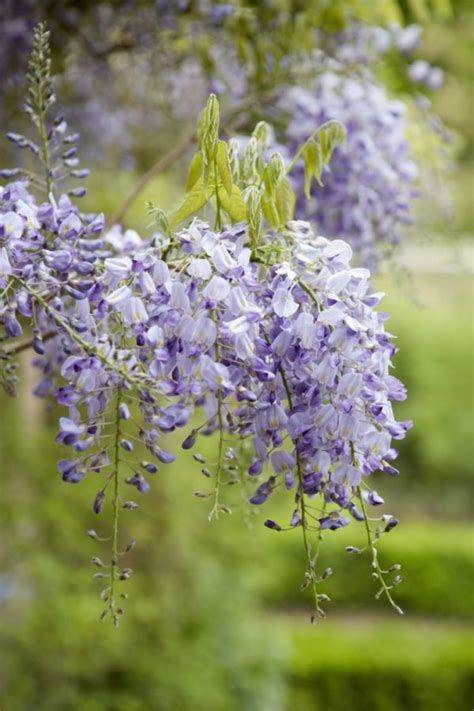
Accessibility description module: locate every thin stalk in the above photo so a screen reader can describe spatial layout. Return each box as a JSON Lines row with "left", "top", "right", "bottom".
{"left": 279, "top": 364, "right": 323, "bottom": 619}
{"left": 214, "top": 159, "right": 222, "bottom": 230}
{"left": 296, "top": 278, "right": 321, "bottom": 312}
{"left": 38, "top": 108, "right": 52, "bottom": 196}
{"left": 12, "top": 276, "right": 147, "bottom": 390}
{"left": 209, "top": 332, "right": 225, "bottom": 520}
{"left": 357, "top": 485, "right": 403, "bottom": 615}
{"left": 108, "top": 387, "right": 122, "bottom": 627}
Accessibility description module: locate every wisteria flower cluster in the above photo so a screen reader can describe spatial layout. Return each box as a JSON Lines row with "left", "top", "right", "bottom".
{"left": 276, "top": 21, "right": 447, "bottom": 270}
{"left": 280, "top": 78, "right": 418, "bottom": 270}
{"left": 0, "top": 23, "right": 411, "bottom": 625}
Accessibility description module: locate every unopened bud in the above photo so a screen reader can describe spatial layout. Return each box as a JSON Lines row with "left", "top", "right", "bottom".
{"left": 93, "top": 490, "right": 105, "bottom": 515}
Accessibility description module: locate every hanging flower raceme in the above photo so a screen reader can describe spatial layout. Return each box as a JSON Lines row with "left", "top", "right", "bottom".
{"left": 43, "top": 209, "right": 408, "bottom": 619}
{"left": 0, "top": 26, "right": 413, "bottom": 625}
{"left": 280, "top": 78, "right": 418, "bottom": 270}
{"left": 276, "top": 21, "right": 448, "bottom": 270}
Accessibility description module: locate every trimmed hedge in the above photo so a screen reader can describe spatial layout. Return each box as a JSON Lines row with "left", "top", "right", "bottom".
{"left": 247, "top": 519, "right": 474, "bottom": 618}
{"left": 288, "top": 616, "right": 474, "bottom": 711}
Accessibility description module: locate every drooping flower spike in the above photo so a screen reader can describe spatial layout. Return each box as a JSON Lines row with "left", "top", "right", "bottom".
{"left": 0, "top": 26, "right": 411, "bottom": 625}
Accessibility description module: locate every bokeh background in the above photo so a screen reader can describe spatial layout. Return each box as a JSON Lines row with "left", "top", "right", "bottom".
{"left": 0, "top": 1, "right": 473, "bottom": 710}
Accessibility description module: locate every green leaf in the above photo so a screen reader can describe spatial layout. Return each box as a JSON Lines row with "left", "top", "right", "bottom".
{"left": 146, "top": 202, "right": 172, "bottom": 239}
{"left": 198, "top": 94, "right": 220, "bottom": 166}
{"left": 217, "top": 184, "right": 247, "bottom": 222}
{"left": 186, "top": 152, "right": 203, "bottom": 192}
{"left": 252, "top": 121, "right": 271, "bottom": 148}
{"left": 261, "top": 194, "right": 280, "bottom": 228}
{"left": 245, "top": 186, "right": 263, "bottom": 246}
{"left": 263, "top": 153, "right": 286, "bottom": 197}
{"left": 408, "top": 0, "right": 430, "bottom": 21}
{"left": 227, "top": 138, "right": 241, "bottom": 183}
{"left": 275, "top": 177, "right": 295, "bottom": 224}
{"left": 216, "top": 140, "right": 233, "bottom": 196}
{"left": 170, "top": 178, "right": 212, "bottom": 227}
{"left": 303, "top": 139, "right": 322, "bottom": 195}
{"left": 431, "top": 0, "right": 452, "bottom": 17}
{"left": 242, "top": 136, "right": 262, "bottom": 183}
{"left": 317, "top": 121, "right": 345, "bottom": 166}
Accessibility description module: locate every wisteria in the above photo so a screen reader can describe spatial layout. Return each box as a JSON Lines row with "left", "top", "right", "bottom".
{"left": 0, "top": 22, "right": 415, "bottom": 626}
{"left": 281, "top": 79, "right": 418, "bottom": 269}
{"left": 276, "top": 22, "right": 446, "bottom": 269}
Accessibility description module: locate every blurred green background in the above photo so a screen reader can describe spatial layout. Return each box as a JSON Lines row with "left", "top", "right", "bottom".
{"left": 0, "top": 3, "right": 473, "bottom": 711}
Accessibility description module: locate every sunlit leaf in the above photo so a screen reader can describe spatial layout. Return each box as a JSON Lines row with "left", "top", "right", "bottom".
{"left": 216, "top": 140, "right": 233, "bottom": 196}
{"left": 170, "top": 178, "right": 212, "bottom": 226}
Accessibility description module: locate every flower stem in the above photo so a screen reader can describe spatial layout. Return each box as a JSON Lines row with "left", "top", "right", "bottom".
{"left": 357, "top": 485, "right": 403, "bottom": 615}
{"left": 12, "top": 276, "right": 148, "bottom": 390}
{"left": 38, "top": 105, "right": 52, "bottom": 196}
{"left": 279, "top": 364, "right": 324, "bottom": 619}
{"left": 108, "top": 386, "right": 122, "bottom": 627}
{"left": 209, "top": 333, "right": 225, "bottom": 520}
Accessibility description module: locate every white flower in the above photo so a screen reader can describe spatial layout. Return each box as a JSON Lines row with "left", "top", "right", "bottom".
{"left": 0, "top": 211, "right": 23, "bottom": 241}
{"left": 170, "top": 282, "right": 190, "bottom": 311}
{"left": 211, "top": 244, "right": 236, "bottom": 273}
{"left": 272, "top": 287, "right": 299, "bottom": 317}
{"left": 123, "top": 296, "right": 149, "bottom": 325}
{"left": 187, "top": 258, "right": 212, "bottom": 280}
{"left": 0, "top": 247, "right": 12, "bottom": 278}
{"left": 204, "top": 275, "right": 230, "bottom": 301}
{"left": 104, "top": 256, "right": 132, "bottom": 280}
{"left": 106, "top": 285, "right": 132, "bottom": 305}
{"left": 294, "top": 312, "right": 317, "bottom": 348}
{"left": 153, "top": 260, "right": 171, "bottom": 287}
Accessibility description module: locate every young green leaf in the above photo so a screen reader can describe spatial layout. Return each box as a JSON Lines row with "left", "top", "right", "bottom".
{"left": 217, "top": 184, "right": 247, "bottom": 222}
{"left": 146, "top": 202, "right": 172, "bottom": 239}
{"left": 303, "top": 139, "right": 323, "bottom": 194}
{"left": 261, "top": 194, "right": 280, "bottom": 228}
{"left": 263, "top": 153, "right": 286, "bottom": 197}
{"left": 170, "top": 178, "right": 213, "bottom": 227}
{"left": 275, "top": 176, "right": 296, "bottom": 224}
{"left": 216, "top": 140, "right": 233, "bottom": 196}
{"left": 186, "top": 152, "right": 203, "bottom": 192}
{"left": 252, "top": 121, "right": 272, "bottom": 148}
{"left": 198, "top": 93, "right": 220, "bottom": 166}
{"left": 245, "top": 186, "right": 263, "bottom": 246}
{"left": 318, "top": 120, "right": 346, "bottom": 166}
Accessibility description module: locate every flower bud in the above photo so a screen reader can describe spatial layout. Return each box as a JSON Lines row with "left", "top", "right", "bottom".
{"left": 93, "top": 491, "right": 105, "bottom": 515}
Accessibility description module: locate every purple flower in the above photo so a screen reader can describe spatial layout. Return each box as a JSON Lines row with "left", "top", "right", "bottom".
{"left": 319, "top": 515, "right": 351, "bottom": 531}
{"left": 125, "top": 473, "right": 150, "bottom": 493}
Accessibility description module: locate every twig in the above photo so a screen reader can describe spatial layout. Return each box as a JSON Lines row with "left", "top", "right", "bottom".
{"left": 105, "top": 130, "right": 196, "bottom": 229}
